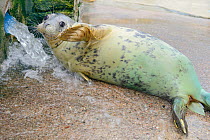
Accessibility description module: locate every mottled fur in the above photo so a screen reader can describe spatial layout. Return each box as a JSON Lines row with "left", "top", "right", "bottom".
{"left": 38, "top": 13, "right": 210, "bottom": 135}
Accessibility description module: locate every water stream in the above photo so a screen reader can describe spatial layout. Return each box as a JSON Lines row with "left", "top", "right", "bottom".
{"left": 1, "top": 13, "right": 73, "bottom": 83}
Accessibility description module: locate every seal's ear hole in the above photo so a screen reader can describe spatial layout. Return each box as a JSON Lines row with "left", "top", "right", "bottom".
{"left": 43, "top": 15, "right": 49, "bottom": 21}
{"left": 59, "top": 21, "right": 65, "bottom": 27}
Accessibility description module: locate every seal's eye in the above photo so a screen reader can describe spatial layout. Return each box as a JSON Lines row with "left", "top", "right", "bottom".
{"left": 59, "top": 21, "right": 65, "bottom": 27}
{"left": 43, "top": 15, "right": 49, "bottom": 20}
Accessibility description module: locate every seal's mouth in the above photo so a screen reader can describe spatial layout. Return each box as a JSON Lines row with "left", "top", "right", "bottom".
{"left": 37, "top": 23, "right": 59, "bottom": 40}
{"left": 37, "top": 24, "right": 44, "bottom": 34}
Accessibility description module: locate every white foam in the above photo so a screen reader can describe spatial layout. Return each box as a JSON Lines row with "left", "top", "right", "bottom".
{"left": 8, "top": 19, "right": 49, "bottom": 67}
{"left": 23, "top": 69, "right": 43, "bottom": 82}
{"left": 0, "top": 17, "right": 74, "bottom": 83}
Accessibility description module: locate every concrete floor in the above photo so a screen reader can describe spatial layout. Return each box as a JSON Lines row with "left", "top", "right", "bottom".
{"left": 1, "top": 0, "right": 210, "bottom": 139}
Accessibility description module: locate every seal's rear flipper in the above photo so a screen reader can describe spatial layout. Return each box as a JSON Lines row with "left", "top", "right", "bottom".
{"left": 188, "top": 102, "right": 205, "bottom": 115}
{"left": 172, "top": 97, "right": 188, "bottom": 135}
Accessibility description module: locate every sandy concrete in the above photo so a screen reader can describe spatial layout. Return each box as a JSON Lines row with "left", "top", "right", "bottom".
{"left": 111, "top": 0, "right": 210, "bottom": 18}
{"left": 1, "top": 0, "right": 210, "bottom": 139}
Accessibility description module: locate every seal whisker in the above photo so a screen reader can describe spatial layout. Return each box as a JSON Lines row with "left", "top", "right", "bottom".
{"left": 28, "top": 26, "right": 42, "bottom": 38}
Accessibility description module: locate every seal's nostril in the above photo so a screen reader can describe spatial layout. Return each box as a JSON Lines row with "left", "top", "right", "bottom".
{"left": 45, "top": 23, "right": 50, "bottom": 28}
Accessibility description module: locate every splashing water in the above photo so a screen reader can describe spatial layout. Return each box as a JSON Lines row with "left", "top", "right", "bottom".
{"left": 1, "top": 13, "right": 73, "bottom": 82}
{"left": 4, "top": 13, "right": 49, "bottom": 67}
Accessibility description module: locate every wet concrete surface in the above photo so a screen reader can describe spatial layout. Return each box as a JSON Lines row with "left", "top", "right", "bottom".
{"left": 1, "top": 0, "right": 210, "bottom": 139}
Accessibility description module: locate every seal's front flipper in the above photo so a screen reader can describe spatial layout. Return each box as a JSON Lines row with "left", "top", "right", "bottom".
{"left": 172, "top": 97, "right": 188, "bottom": 135}
{"left": 67, "top": 61, "right": 93, "bottom": 84}
{"left": 58, "top": 23, "right": 112, "bottom": 43}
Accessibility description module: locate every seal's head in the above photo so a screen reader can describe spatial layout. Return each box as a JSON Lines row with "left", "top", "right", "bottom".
{"left": 37, "top": 13, "right": 75, "bottom": 40}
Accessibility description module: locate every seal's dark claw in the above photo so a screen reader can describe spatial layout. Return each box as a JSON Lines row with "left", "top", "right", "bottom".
{"left": 173, "top": 119, "right": 188, "bottom": 135}
{"left": 79, "top": 72, "right": 92, "bottom": 84}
